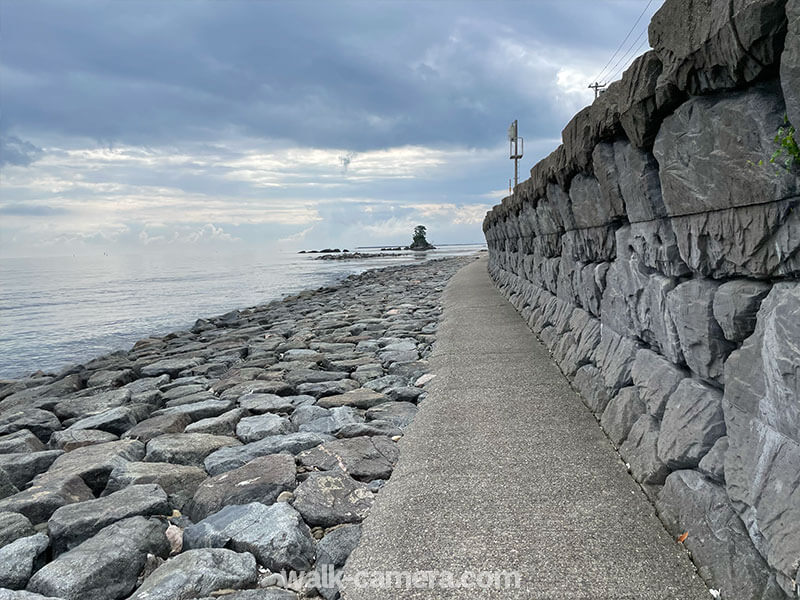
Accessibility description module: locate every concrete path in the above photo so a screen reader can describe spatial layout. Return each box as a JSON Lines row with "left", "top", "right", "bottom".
{"left": 341, "top": 257, "right": 709, "bottom": 599}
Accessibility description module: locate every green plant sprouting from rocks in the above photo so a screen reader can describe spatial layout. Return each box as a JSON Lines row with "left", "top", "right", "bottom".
{"left": 752, "top": 114, "right": 799, "bottom": 172}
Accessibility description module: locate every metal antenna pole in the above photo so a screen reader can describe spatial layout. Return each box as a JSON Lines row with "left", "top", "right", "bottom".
{"left": 508, "top": 120, "right": 524, "bottom": 194}
{"left": 589, "top": 82, "right": 606, "bottom": 99}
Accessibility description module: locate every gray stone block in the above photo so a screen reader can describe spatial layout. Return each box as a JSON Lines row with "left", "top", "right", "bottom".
{"left": 712, "top": 279, "right": 772, "bottom": 342}
{"left": 619, "top": 415, "right": 670, "bottom": 485}
{"left": 698, "top": 436, "right": 728, "bottom": 484}
{"left": 600, "top": 386, "right": 646, "bottom": 447}
{"left": 653, "top": 82, "right": 797, "bottom": 217}
{"left": 658, "top": 379, "right": 726, "bottom": 470}
{"left": 568, "top": 174, "right": 624, "bottom": 229}
{"left": 631, "top": 349, "right": 687, "bottom": 418}
{"left": 0, "top": 532, "right": 48, "bottom": 590}
{"left": 613, "top": 140, "right": 667, "bottom": 222}
{"left": 657, "top": 470, "right": 787, "bottom": 600}
{"left": 296, "top": 436, "right": 399, "bottom": 482}
{"left": 666, "top": 279, "right": 735, "bottom": 384}
{"left": 0, "top": 512, "right": 35, "bottom": 549}
{"left": 292, "top": 470, "right": 374, "bottom": 527}
{"left": 649, "top": 0, "right": 788, "bottom": 94}
{"left": 783, "top": 0, "right": 800, "bottom": 129}
{"left": 102, "top": 461, "right": 207, "bottom": 512}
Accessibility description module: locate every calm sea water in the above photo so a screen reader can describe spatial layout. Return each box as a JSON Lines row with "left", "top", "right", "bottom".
{"left": 0, "top": 245, "right": 484, "bottom": 379}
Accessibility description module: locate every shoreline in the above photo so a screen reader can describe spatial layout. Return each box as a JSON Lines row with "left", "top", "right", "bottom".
{"left": 0, "top": 255, "right": 474, "bottom": 599}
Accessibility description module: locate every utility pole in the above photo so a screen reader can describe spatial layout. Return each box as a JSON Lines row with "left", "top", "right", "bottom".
{"left": 589, "top": 82, "right": 606, "bottom": 99}
{"left": 508, "top": 120, "right": 524, "bottom": 193}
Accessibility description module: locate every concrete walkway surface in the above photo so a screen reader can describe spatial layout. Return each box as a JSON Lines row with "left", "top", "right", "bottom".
{"left": 341, "top": 256, "right": 709, "bottom": 599}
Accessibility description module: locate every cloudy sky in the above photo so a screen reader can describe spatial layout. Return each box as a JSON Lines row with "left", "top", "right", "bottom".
{"left": 0, "top": 0, "right": 663, "bottom": 258}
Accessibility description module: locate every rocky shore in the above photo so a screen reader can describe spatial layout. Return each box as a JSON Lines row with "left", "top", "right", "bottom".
{"left": 0, "top": 256, "right": 472, "bottom": 600}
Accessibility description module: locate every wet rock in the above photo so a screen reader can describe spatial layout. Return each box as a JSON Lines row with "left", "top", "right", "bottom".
{"left": 712, "top": 279, "right": 771, "bottom": 342}
{"left": 235, "top": 414, "right": 295, "bottom": 443}
{"left": 144, "top": 433, "right": 240, "bottom": 467}
{"left": 0, "top": 409, "right": 62, "bottom": 444}
{"left": 0, "top": 532, "right": 49, "bottom": 589}
{"left": 292, "top": 470, "right": 374, "bottom": 527}
{"left": 0, "top": 476, "right": 93, "bottom": 525}
{"left": 600, "top": 387, "right": 646, "bottom": 447}
{"left": 297, "top": 436, "right": 398, "bottom": 482}
{"left": 102, "top": 461, "right": 207, "bottom": 511}
{"left": 184, "top": 502, "right": 314, "bottom": 572}
{"left": 128, "top": 548, "right": 258, "bottom": 600}
{"left": 657, "top": 470, "right": 785, "bottom": 600}
{"left": 658, "top": 379, "right": 726, "bottom": 469}
{"left": 35, "top": 439, "right": 145, "bottom": 495}
{"left": 365, "top": 402, "right": 417, "bottom": 428}
{"left": 0, "top": 430, "right": 46, "bottom": 454}
{"left": 0, "top": 512, "right": 35, "bottom": 549}
{"left": 48, "top": 483, "right": 170, "bottom": 555}
{"left": 619, "top": 415, "right": 670, "bottom": 486}
{"left": 666, "top": 279, "right": 734, "bottom": 384}
{"left": 631, "top": 349, "right": 687, "bottom": 418}
{"left": 0, "top": 451, "right": 63, "bottom": 489}
{"left": 184, "top": 408, "right": 246, "bottom": 435}
{"left": 122, "top": 413, "right": 192, "bottom": 443}
{"left": 317, "top": 389, "right": 388, "bottom": 409}
{"left": 187, "top": 454, "right": 296, "bottom": 521}
{"left": 27, "top": 516, "right": 169, "bottom": 600}
{"left": 48, "top": 429, "right": 118, "bottom": 451}
{"left": 204, "top": 432, "right": 333, "bottom": 476}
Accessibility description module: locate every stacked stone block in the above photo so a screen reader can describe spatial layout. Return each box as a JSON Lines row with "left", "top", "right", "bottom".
{"left": 483, "top": 1, "right": 800, "bottom": 598}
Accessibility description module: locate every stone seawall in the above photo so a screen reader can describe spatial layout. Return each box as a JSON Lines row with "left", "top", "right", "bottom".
{"left": 483, "top": 1, "right": 799, "bottom": 598}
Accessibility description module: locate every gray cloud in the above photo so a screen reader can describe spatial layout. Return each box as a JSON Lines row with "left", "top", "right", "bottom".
{"left": 0, "top": 203, "right": 67, "bottom": 216}
{"left": 0, "top": 135, "right": 43, "bottom": 167}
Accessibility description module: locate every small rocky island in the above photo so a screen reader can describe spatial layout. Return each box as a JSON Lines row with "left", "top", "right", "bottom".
{"left": 406, "top": 225, "right": 435, "bottom": 251}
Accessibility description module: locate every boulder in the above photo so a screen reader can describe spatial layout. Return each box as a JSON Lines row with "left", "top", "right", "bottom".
{"left": 86, "top": 368, "right": 134, "bottom": 389}
{"left": 298, "top": 407, "right": 363, "bottom": 435}
{"left": 183, "top": 408, "right": 246, "bottom": 435}
{"left": 183, "top": 502, "right": 314, "bottom": 572}
{"left": 238, "top": 393, "right": 294, "bottom": 415}
{"left": 0, "top": 476, "right": 93, "bottom": 525}
{"left": 122, "top": 413, "right": 191, "bottom": 443}
{"left": 66, "top": 405, "right": 151, "bottom": 436}
{"left": 219, "top": 380, "right": 293, "bottom": 401}
{"left": 53, "top": 389, "right": 131, "bottom": 421}
{"left": 568, "top": 173, "right": 624, "bottom": 229}
{"left": 365, "top": 401, "right": 417, "bottom": 428}
{"left": 0, "top": 590, "right": 67, "bottom": 600}
{"left": 48, "top": 483, "right": 170, "bottom": 555}
{"left": 48, "top": 429, "right": 118, "bottom": 451}
{"left": 0, "top": 451, "right": 63, "bottom": 489}
{"left": 619, "top": 415, "right": 670, "bottom": 486}
{"left": 0, "top": 430, "right": 46, "bottom": 454}
{"left": 657, "top": 470, "right": 786, "bottom": 600}
{"left": 666, "top": 279, "right": 734, "bottom": 384}
{"left": 204, "top": 432, "right": 332, "bottom": 476}
{"left": 658, "top": 379, "right": 726, "bottom": 469}
{"left": 187, "top": 454, "right": 296, "bottom": 521}
{"left": 128, "top": 548, "right": 257, "bottom": 600}
{"left": 336, "top": 421, "right": 403, "bottom": 438}
{"left": 292, "top": 470, "right": 374, "bottom": 527}
{"left": 653, "top": 82, "right": 797, "bottom": 217}
{"left": 0, "top": 512, "right": 35, "bottom": 549}
{"left": 712, "top": 279, "right": 771, "bottom": 342}
{"left": 612, "top": 140, "right": 666, "bottom": 222}
{"left": 144, "top": 433, "right": 240, "bottom": 466}
{"left": 296, "top": 436, "right": 399, "bottom": 481}
{"left": 140, "top": 356, "right": 205, "bottom": 378}
{"left": 0, "top": 409, "right": 62, "bottom": 443}
{"left": 0, "top": 533, "right": 49, "bottom": 590}
{"left": 235, "top": 414, "right": 295, "bottom": 443}
{"left": 102, "top": 461, "right": 207, "bottom": 511}
{"left": 34, "top": 439, "right": 145, "bottom": 495}
{"left": 27, "top": 516, "right": 169, "bottom": 600}
{"left": 152, "top": 399, "right": 235, "bottom": 422}
{"left": 316, "top": 523, "right": 361, "bottom": 570}
{"left": 296, "top": 380, "right": 359, "bottom": 398}
{"left": 283, "top": 369, "right": 348, "bottom": 387}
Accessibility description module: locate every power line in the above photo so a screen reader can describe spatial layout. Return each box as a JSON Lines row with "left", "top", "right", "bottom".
{"left": 606, "top": 37, "right": 652, "bottom": 82}
{"left": 604, "top": 28, "right": 649, "bottom": 83}
{"left": 591, "top": 0, "right": 655, "bottom": 84}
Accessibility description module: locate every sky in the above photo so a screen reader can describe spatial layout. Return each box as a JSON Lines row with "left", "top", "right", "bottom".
{"left": 0, "top": 0, "right": 664, "bottom": 258}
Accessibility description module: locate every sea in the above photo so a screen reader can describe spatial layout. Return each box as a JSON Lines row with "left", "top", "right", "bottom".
{"left": 0, "top": 245, "right": 485, "bottom": 379}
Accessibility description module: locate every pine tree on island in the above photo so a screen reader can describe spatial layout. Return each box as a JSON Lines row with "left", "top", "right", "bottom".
{"left": 408, "top": 225, "right": 436, "bottom": 251}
